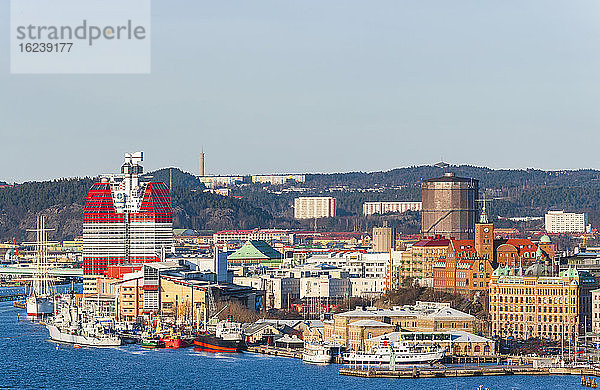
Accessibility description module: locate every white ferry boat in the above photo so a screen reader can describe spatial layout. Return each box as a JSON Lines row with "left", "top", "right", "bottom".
{"left": 303, "top": 343, "right": 333, "bottom": 365}
{"left": 343, "top": 342, "right": 445, "bottom": 366}
{"left": 302, "top": 342, "right": 344, "bottom": 365}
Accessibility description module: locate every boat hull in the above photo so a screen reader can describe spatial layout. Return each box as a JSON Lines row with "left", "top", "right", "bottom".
{"left": 194, "top": 334, "right": 243, "bottom": 353}
{"left": 47, "top": 324, "right": 121, "bottom": 347}
{"left": 163, "top": 338, "right": 187, "bottom": 349}
{"left": 26, "top": 296, "right": 54, "bottom": 319}
{"left": 302, "top": 354, "right": 332, "bottom": 365}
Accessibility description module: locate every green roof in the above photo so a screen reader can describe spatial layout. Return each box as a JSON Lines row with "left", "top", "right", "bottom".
{"left": 227, "top": 240, "right": 282, "bottom": 262}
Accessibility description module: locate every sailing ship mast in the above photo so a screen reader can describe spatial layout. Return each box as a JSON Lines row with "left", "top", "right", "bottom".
{"left": 29, "top": 215, "right": 54, "bottom": 298}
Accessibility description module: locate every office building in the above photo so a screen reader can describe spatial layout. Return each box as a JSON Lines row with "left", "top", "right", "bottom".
{"left": 489, "top": 265, "right": 597, "bottom": 341}
{"left": 82, "top": 152, "right": 173, "bottom": 294}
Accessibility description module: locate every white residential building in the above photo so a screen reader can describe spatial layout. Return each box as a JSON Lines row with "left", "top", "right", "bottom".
{"left": 252, "top": 174, "right": 306, "bottom": 185}
{"left": 545, "top": 210, "right": 589, "bottom": 233}
{"left": 350, "top": 278, "right": 388, "bottom": 298}
{"left": 213, "top": 229, "right": 293, "bottom": 244}
{"left": 305, "top": 252, "right": 389, "bottom": 279}
{"left": 363, "top": 201, "right": 422, "bottom": 216}
{"left": 294, "top": 197, "right": 336, "bottom": 219}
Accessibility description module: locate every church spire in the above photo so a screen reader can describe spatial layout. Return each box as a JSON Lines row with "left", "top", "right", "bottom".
{"left": 479, "top": 197, "right": 489, "bottom": 224}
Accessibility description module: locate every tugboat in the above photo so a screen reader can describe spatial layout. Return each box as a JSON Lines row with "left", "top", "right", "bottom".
{"left": 193, "top": 288, "right": 244, "bottom": 353}
{"left": 161, "top": 329, "right": 188, "bottom": 349}
{"left": 46, "top": 294, "right": 121, "bottom": 347}
{"left": 194, "top": 317, "right": 245, "bottom": 352}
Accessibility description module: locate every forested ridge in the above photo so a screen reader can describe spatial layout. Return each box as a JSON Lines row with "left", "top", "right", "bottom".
{"left": 2, "top": 164, "right": 600, "bottom": 241}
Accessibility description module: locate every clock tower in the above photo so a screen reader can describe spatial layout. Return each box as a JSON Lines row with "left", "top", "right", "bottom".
{"left": 475, "top": 202, "right": 494, "bottom": 260}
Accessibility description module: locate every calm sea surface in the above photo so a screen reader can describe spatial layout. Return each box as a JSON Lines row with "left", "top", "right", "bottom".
{"left": 0, "top": 287, "right": 581, "bottom": 390}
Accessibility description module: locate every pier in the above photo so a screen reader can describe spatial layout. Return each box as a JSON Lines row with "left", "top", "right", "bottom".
{"left": 0, "top": 293, "right": 26, "bottom": 302}
{"left": 247, "top": 346, "right": 304, "bottom": 359}
{"left": 338, "top": 365, "right": 600, "bottom": 380}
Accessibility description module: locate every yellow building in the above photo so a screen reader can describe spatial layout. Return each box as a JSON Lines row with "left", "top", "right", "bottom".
{"left": 159, "top": 277, "right": 207, "bottom": 324}
{"left": 489, "top": 265, "right": 597, "bottom": 341}
{"left": 324, "top": 301, "right": 476, "bottom": 350}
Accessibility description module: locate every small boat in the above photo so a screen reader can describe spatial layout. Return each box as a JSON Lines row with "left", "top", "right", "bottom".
{"left": 303, "top": 343, "right": 332, "bottom": 365}
{"left": 303, "top": 342, "right": 344, "bottom": 365}
{"left": 162, "top": 333, "right": 188, "bottom": 349}
{"left": 140, "top": 336, "right": 164, "bottom": 349}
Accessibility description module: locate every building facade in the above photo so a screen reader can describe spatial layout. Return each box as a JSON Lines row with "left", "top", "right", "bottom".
{"left": 421, "top": 173, "right": 478, "bottom": 240}
{"left": 294, "top": 197, "right": 337, "bottom": 219}
{"left": 372, "top": 227, "right": 395, "bottom": 252}
{"left": 82, "top": 152, "right": 173, "bottom": 294}
{"left": 363, "top": 201, "right": 422, "bottom": 216}
{"left": 323, "top": 302, "right": 476, "bottom": 348}
{"left": 489, "top": 265, "right": 597, "bottom": 341}
{"left": 545, "top": 210, "right": 589, "bottom": 233}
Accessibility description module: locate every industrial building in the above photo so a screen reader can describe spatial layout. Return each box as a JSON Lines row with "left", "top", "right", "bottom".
{"left": 421, "top": 172, "right": 478, "bottom": 240}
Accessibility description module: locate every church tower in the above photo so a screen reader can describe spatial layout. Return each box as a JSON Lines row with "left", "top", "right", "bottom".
{"left": 474, "top": 200, "right": 494, "bottom": 260}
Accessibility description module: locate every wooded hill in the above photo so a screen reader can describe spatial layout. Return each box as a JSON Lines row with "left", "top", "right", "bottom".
{"left": 2, "top": 164, "right": 600, "bottom": 241}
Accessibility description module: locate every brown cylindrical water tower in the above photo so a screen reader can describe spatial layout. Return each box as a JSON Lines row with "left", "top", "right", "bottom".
{"left": 421, "top": 172, "right": 478, "bottom": 240}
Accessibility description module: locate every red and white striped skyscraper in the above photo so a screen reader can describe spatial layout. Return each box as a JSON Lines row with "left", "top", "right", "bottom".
{"left": 82, "top": 152, "right": 173, "bottom": 293}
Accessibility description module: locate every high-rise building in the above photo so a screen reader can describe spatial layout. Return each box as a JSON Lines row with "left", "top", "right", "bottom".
{"left": 82, "top": 152, "right": 173, "bottom": 293}
{"left": 421, "top": 172, "right": 478, "bottom": 240}
{"left": 294, "top": 197, "right": 336, "bottom": 219}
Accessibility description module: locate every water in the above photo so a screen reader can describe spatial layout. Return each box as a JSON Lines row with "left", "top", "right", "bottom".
{"left": 0, "top": 290, "right": 582, "bottom": 390}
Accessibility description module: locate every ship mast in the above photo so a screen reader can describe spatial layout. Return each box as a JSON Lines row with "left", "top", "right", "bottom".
{"left": 28, "top": 215, "right": 54, "bottom": 298}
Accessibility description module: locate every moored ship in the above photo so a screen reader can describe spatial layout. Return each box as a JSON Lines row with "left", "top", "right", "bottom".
{"left": 194, "top": 317, "right": 245, "bottom": 353}
{"left": 302, "top": 342, "right": 345, "bottom": 365}
{"left": 343, "top": 342, "right": 445, "bottom": 366}
{"left": 46, "top": 295, "right": 121, "bottom": 347}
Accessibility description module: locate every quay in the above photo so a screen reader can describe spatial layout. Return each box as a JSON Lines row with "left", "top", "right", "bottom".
{"left": 247, "top": 345, "right": 303, "bottom": 359}
{"left": 339, "top": 365, "right": 600, "bottom": 380}
{"left": 0, "top": 293, "right": 26, "bottom": 302}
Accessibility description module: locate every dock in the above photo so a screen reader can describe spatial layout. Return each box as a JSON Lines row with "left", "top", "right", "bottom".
{"left": 247, "top": 346, "right": 303, "bottom": 359}
{"left": 0, "top": 293, "right": 26, "bottom": 302}
{"left": 339, "top": 365, "right": 600, "bottom": 379}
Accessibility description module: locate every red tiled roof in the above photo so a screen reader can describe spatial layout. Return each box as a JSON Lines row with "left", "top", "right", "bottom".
{"left": 414, "top": 237, "right": 450, "bottom": 247}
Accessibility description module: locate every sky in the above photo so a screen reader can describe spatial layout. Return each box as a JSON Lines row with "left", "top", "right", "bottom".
{"left": 2, "top": 1, "right": 600, "bottom": 182}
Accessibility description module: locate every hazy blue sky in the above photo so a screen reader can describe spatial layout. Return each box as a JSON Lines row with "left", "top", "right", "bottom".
{"left": 2, "top": 1, "right": 600, "bottom": 182}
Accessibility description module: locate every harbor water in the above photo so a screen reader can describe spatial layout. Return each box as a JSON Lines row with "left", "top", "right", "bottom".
{"left": 0, "top": 288, "right": 582, "bottom": 390}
